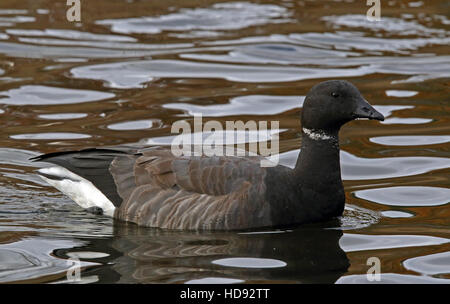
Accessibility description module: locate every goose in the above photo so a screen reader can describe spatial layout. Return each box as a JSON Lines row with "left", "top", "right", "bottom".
{"left": 32, "top": 80, "right": 384, "bottom": 230}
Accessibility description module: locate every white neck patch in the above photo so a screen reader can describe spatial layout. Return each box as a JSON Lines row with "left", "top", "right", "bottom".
{"left": 302, "top": 127, "right": 335, "bottom": 141}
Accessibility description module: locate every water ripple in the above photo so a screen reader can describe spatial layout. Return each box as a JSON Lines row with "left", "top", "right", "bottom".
{"left": 0, "top": 237, "right": 97, "bottom": 283}
{"left": 277, "top": 150, "right": 450, "bottom": 181}
{"left": 212, "top": 257, "right": 287, "bottom": 269}
{"left": 6, "top": 28, "right": 136, "bottom": 42}
{"left": 322, "top": 14, "right": 447, "bottom": 37}
{"left": 0, "top": 41, "right": 155, "bottom": 59}
{"left": 10, "top": 132, "right": 91, "bottom": 140}
{"left": 355, "top": 186, "right": 450, "bottom": 207}
{"left": 0, "top": 85, "right": 114, "bottom": 105}
{"left": 403, "top": 251, "right": 450, "bottom": 276}
{"left": 70, "top": 59, "right": 372, "bottom": 88}
{"left": 370, "top": 135, "right": 450, "bottom": 146}
{"left": 340, "top": 234, "right": 449, "bottom": 252}
{"left": 164, "top": 95, "right": 303, "bottom": 117}
{"left": 70, "top": 54, "right": 450, "bottom": 88}
{"left": 337, "top": 273, "right": 449, "bottom": 284}
{"left": 107, "top": 119, "right": 158, "bottom": 131}
{"left": 97, "top": 2, "right": 292, "bottom": 35}
{"left": 38, "top": 113, "right": 88, "bottom": 120}
{"left": 385, "top": 90, "right": 418, "bottom": 97}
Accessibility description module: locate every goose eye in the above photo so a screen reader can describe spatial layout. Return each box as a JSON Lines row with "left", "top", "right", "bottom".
{"left": 331, "top": 92, "right": 339, "bottom": 98}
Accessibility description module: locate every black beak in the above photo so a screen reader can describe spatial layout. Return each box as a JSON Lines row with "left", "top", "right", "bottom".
{"left": 353, "top": 98, "right": 384, "bottom": 121}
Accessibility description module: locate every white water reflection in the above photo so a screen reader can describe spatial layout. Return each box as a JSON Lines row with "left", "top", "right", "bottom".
{"left": 287, "top": 32, "right": 450, "bottom": 54}
{"left": 0, "top": 15, "right": 35, "bottom": 26}
{"left": 355, "top": 186, "right": 450, "bottom": 207}
{"left": 276, "top": 149, "right": 450, "bottom": 181}
{"left": 70, "top": 59, "right": 372, "bottom": 88}
{"left": 340, "top": 234, "right": 449, "bottom": 252}
{"left": 370, "top": 135, "right": 450, "bottom": 146}
{"left": 185, "top": 277, "right": 244, "bottom": 284}
{"left": 16, "top": 37, "right": 193, "bottom": 51}
{"left": 373, "top": 105, "right": 415, "bottom": 117}
{"left": 380, "top": 117, "right": 432, "bottom": 125}
{"left": 38, "top": 113, "right": 88, "bottom": 120}
{"left": 70, "top": 54, "right": 450, "bottom": 88}
{"left": 0, "top": 9, "right": 28, "bottom": 15}
{"left": 0, "top": 148, "right": 40, "bottom": 167}
{"left": 337, "top": 273, "right": 450, "bottom": 284}
{"left": 341, "top": 152, "right": 450, "bottom": 180}
{"left": 10, "top": 132, "right": 91, "bottom": 140}
{"left": 322, "top": 14, "right": 447, "bottom": 37}
{"left": 0, "top": 85, "right": 114, "bottom": 105}
{"left": 107, "top": 119, "right": 158, "bottom": 131}
{"left": 385, "top": 90, "right": 418, "bottom": 97}
{"left": 6, "top": 28, "right": 136, "bottom": 42}
{"left": 0, "top": 41, "right": 157, "bottom": 59}
{"left": 381, "top": 210, "right": 414, "bottom": 218}
{"left": 180, "top": 42, "right": 358, "bottom": 64}
{"left": 403, "top": 251, "right": 450, "bottom": 276}
{"left": 0, "top": 238, "right": 97, "bottom": 283}
{"left": 97, "top": 2, "right": 292, "bottom": 35}
{"left": 212, "top": 257, "right": 287, "bottom": 268}
{"left": 67, "top": 251, "right": 110, "bottom": 259}
{"left": 164, "top": 95, "right": 303, "bottom": 117}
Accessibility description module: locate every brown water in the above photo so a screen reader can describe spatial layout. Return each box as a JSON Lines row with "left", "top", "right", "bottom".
{"left": 0, "top": 0, "right": 449, "bottom": 283}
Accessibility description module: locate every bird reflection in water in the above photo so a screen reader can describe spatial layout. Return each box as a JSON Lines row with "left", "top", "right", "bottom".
{"left": 61, "top": 220, "right": 349, "bottom": 284}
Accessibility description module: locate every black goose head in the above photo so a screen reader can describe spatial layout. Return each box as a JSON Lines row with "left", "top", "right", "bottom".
{"left": 301, "top": 80, "right": 384, "bottom": 132}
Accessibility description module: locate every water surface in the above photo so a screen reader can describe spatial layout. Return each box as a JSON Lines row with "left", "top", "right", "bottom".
{"left": 0, "top": 0, "right": 448, "bottom": 283}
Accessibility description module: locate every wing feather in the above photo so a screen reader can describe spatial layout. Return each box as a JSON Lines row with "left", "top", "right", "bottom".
{"left": 110, "top": 148, "right": 271, "bottom": 230}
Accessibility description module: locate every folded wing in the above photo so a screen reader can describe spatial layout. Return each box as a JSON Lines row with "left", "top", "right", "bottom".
{"left": 111, "top": 147, "right": 271, "bottom": 230}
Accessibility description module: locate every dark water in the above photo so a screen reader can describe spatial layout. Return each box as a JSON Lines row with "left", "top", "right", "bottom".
{"left": 0, "top": 0, "right": 449, "bottom": 283}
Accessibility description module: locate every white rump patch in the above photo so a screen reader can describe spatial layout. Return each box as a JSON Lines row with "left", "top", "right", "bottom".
{"left": 302, "top": 127, "right": 335, "bottom": 141}
{"left": 37, "top": 166, "right": 116, "bottom": 217}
